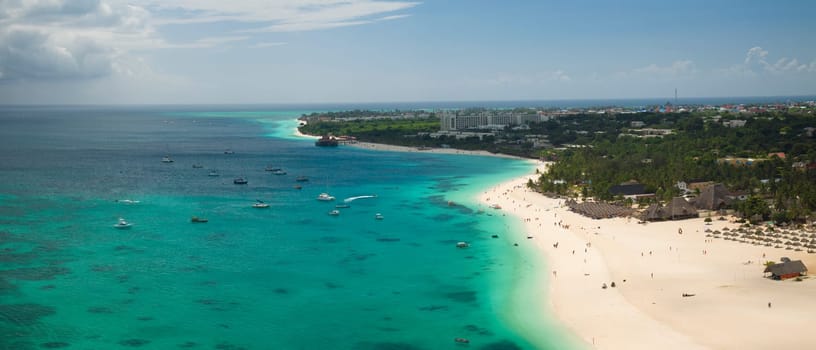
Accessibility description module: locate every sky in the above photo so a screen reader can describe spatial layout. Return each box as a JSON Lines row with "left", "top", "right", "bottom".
{"left": 0, "top": 0, "right": 815, "bottom": 104}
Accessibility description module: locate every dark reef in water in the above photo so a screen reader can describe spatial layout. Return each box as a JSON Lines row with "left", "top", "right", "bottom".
{"left": 479, "top": 340, "right": 523, "bottom": 350}
{"left": 0, "top": 266, "right": 70, "bottom": 281}
{"left": 463, "top": 324, "right": 494, "bottom": 336}
{"left": 355, "top": 342, "right": 426, "bottom": 350}
{"left": 0, "top": 303, "right": 56, "bottom": 325}
{"left": 119, "top": 338, "right": 150, "bottom": 347}
{"left": 445, "top": 290, "right": 477, "bottom": 304}
{"left": 215, "top": 342, "right": 247, "bottom": 350}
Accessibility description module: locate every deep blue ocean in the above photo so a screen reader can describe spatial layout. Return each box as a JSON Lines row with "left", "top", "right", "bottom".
{"left": 0, "top": 106, "right": 577, "bottom": 350}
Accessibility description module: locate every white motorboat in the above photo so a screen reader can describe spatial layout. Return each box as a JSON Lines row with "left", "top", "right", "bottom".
{"left": 374, "top": 213, "right": 384, "bottom": 220}
{"left": 161, "top": 156, "right": 174, "bottom": 163}
{"left": 328, "top": 209, "right": 340, "bottom": 216}
{"left": 272, "top": 169, "right": 287, "bottom": 175}
{"left": 114, "top": 218, "right": 132, "bottom": 229}
{"left": 208, "top": 170, "right": 219, "bottom": 177}
{"left": 317, "top": 193, "right": 335, "bottom": 201}
{"left": 252, "top": 200, "right": 270, "bottom": 208}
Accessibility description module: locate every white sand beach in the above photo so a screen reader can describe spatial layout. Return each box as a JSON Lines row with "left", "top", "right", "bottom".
{"left": 480, "top": 162, "right": 816, "bottom": 350}
{"left": 292, "top": 120, "right": 525, "bottom": 159}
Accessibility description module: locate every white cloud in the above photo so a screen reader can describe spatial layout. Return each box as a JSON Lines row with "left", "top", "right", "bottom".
{"left": 630, "top": 60, "right": 696, "bottom": 77}
{"left": 249, "top": 42, "right": 288, "bottom": 49}
{"left": 0, "top": 0, "right": 420, "bottom": 81}
{"left": 737, "top": 46, "right": 816, "bottom": 74}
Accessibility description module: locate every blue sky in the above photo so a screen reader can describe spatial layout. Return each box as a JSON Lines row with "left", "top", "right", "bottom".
{"left": 0, "top": 0, "right": 814, "bottom": 104}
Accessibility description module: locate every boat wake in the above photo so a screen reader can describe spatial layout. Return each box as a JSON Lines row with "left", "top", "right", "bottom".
{"left": 343, "top": 195, "right": 377, "bottom": 203}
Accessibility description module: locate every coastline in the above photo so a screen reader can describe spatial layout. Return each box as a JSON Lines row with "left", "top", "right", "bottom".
{"left": 479, "top": 163, "right": 816, "bottom": 350}
{"left": 292, "top": 119, "right": 530, "bottom": 160}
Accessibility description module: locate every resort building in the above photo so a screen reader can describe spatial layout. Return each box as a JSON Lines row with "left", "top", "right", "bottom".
{"left": 764, "top": 259, "right": 808, "bottom": 280}
{"left": 438, "top": 111, "right": 544, "bottom": 131}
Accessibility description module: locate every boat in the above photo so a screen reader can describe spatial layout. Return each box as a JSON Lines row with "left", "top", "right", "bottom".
{"left": 252, "top": 200, "right": 270, "bottom": 208}
{"left": 265, "top": 165, "right": 281, "bottom": 172}
{"left": 454, "top": 338, "right": 470, "bottom": 344}
{"left": 374, "top": 213, "right": 384, "bottom": 220}
{"left": 317, "top": 193, "right": 335, "bottom": 201}
{"left": 335, "top": 204, "right": 350, "bottom": 209}
{"left": 161, "top": 156, "right": 174, "bottom": 163}
{"left": 233, "top": 177, "right": 248, "bottom": 185}
{"left": 489, "top": 204, "right": 502, "bottom": 209}
{"left": 315, "top": 135, "right": 339, "bottom": 147}
{"left": 293, "top": 185, "right": 302, "bottom": 190}
{"left": 114, "top": 218, "right": 132, "bottom": 229}
{"left": 328, "top": 209, "right": 340, "bottom": 216}
{"left": 191, "top": 216, "right": 208, "bottom": 223}
{"left": 224, "top": 149, "right": 235, "bottom": 154}
{"left": 116, "top": 199, "right": 140, "bottom": 204}
{"left": 272, "top": 169, "right": 287, "bottom": 175}
{"left": 295, "top": 176, "right": 309, "bottom": 182}
{"left": 456, "top": 242, "right": 469, "bottom": 248}
{"left": 208, "top": 170, "right": 219, "bottom": 177}
{"left": 192, "top": 164, "right": 204, "bottom": 168}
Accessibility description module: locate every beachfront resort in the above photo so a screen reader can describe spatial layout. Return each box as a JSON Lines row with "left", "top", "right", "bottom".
{"left": 300, "top": 101, "right": 816, "bottom": 349}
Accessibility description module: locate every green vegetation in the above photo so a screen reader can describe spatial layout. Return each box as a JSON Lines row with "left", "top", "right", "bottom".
{"left": 299, "top": 107, "right": 816, "bottom": 222}
{"left": 533, "top": 111, "right": 816, "bottom": 223}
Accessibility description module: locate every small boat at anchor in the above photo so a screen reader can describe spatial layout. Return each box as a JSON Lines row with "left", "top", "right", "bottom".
{"left": 328, "top": 209, "right": 340, "bottom": 216}
{"left": 208, "top": 170, "right": 219, "bottom": 177}
{"left": 114, "top": 218, "right": 132, "bottom": 229}
{"left": 192, "top": 164, "right": 204, "bottom": 168}
{"left": 161, "top": 156, "right": 174, "bottom": 163}
{"left": 252, "top": 200, "right": 270, "bottom": 208}
{"left": 317, "top": 193, "right": 335, "bottom": 201}
{"left": 265, "top": 165, "right": 281, "bottom": 172}
{"left": 233, "top": 177, "right": 248, "bottom": 185}
{"left": 272, "top": 169, "right": 287, "bottom": 175}
{"left": 191, "top": 216, "right": 209, "bottom": 223}
{"left": 335, "top": 204, "right": 350, "bottom": 209}
{"left": 374, "top": 213, "right": 384, "bottom": 220}
{"left": 295, "top": 176, "right": 309, "bottom": 182}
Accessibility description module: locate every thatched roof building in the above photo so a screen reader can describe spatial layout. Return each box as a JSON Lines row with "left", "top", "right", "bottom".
{"left": 641, "top": 197, "right": 698, "bottom": 221}
{"left": 764, "top": 260, "right": 808, "bottom": 280}
{"left": 693, "top": 183, "right": 732, "bottom": 210}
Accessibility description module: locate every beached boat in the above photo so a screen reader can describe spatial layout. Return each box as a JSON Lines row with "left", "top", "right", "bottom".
{"left": 191, "top": 216, "right": 208, "bottom": 223}
{"left": 489, "top": 204, "right": 502, "bottom": 209}
{"left": 375, "top": 213, "right": 384, "bottom": 220}
{"left": 328, "top": 209, "right": 340, "bottom": 216}
{"left": 161, "top": 156, "right": 174, "bottom": 163}
{"left": 233, "top": 177, "right": 248, "bottom": 185}
{"left": 252, "top": 200, "right": 270, "bottom": 208}
{"left": 114, "top": 218, "right": 132, "bottom": 229}
{"left": 317, "top": 193, "right": 335, "bottom": 201}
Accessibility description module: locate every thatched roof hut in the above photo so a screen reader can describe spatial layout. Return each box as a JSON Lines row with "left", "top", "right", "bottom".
{"left": 764, "top": 260, "right": 808, "bottom": 280}
{"left": 641, "top": 197, "right": 698, "bottom": 221}
{"left": 693, "top": 183, "right": 732, "bottom": 210}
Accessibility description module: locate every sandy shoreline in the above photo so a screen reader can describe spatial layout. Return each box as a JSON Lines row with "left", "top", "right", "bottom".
{"left": 291, "top": 119, "right": 530, "bottom": 160}
{"left": 479, "top": 162, "right": 816, "bottom": 350}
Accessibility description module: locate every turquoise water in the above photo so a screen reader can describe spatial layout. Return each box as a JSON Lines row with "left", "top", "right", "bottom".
{"left": 0, "top": 107, "right": 578, "bottom": 349}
